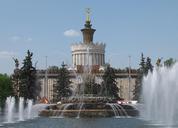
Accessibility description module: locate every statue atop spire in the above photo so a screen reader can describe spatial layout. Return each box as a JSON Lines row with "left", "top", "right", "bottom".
{"left": 86, "top": 8, "right": 91, "bottom": 22}
{"left": 81, "top": 8, "right": 95, "bottom": 44}
{"left": 84, "top": 8, "right": 92, "bottom": 29}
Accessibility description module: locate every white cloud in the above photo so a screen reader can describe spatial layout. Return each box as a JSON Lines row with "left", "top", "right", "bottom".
{"left": 64, "top": 29, "right": 80, "bottom": 37}
{"left": 11, "top": 36, "right": 21, "bottom": 42}
{"left": 0, "top": 51, "right": 17, "bottom": 59}
{"left": 10, "top": 36, "right": 32, "bottom": 42}
{"left": 26, "top": 37, "right": 32, "bottom": 42}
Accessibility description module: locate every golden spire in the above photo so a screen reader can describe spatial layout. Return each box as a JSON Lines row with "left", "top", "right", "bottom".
{"left": 86, "top": 8, "right": 91, "bottom": 22}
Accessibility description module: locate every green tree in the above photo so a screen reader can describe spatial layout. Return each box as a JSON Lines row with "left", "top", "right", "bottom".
{"left": 164, "top": 58, "right": 176, "bottom": 68}
{"left": 145, "top": 57, "right": 153, "bottom": 74}
{"left": 139, "top": 53, "right": 146, "bottom": 74}
{"left": 132, "top": 70, "right": 142, "bottom": 101}
{"left": 48, "top": 66, "right": 59, "bottom": 73}
{"left": 0, "top": 74, "right": 13, "bottom": 109}
{"left": 11, "top": 58, "right": 20, "bottom": 98}
{"left": 19, "top": 50, "right": 41, "bottom": 101}
{"left": 102, "top": 65, "right": 119, "bottom": 99}
{"left": 83, "top": 75, "right": 96, "bottom": 94}
{"left": 133, "top": 54, "right": 153, "bottom": 101}
{"left": 133, "top": 53, "right": 145, "bottom": 101}
{"left": 93, "top": 83, "right": 102, "bottom": 95}
{"left": 53, "top": 62, "right": 72, "bottom": 102}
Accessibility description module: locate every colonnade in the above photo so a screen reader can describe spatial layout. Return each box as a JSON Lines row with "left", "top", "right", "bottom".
{"left": 72, "top": 52, "right": 105, "bottom": 66}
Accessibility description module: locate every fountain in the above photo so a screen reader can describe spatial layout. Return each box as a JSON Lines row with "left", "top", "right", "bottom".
{"left": 39, "top": 46, "right": 138, "bottom": 118}
{"left": 142, "top": 63, "right": 178, "bottom": 126}
{"left": 3, "top": 97, "right": 34, "bottom": 123}
{"left": 27, "top": 99, "right": 33, "bottom": 119}
{"left": 19, "top": 97, "right": 24, "bottom": 121}
{"left": 39, "top": 95, "right": 138, "bottom": 117}
{"left": 5, "top": 96, "right": 15, "bottom": 123}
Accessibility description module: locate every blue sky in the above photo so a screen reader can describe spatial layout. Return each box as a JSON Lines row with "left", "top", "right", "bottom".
{"left": 0, "top": 0, "right": 178, "bottom": 74}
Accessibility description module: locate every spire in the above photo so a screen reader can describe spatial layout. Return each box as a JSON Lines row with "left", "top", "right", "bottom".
{"left": 84, "top": 8, "right": 92, "bottom": 29}
{"left": 81, "top": 8, "right": 96, "bottom": 44}
{"left": 86, "top": 8, "right": 90, "bottom": 22}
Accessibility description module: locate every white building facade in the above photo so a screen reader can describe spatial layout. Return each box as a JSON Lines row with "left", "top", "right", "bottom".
{"left": 38, "top": 14, "right": 138, "bottom": 102}
{"left": 71, "top": 16, "right": 105, "bottom": 67}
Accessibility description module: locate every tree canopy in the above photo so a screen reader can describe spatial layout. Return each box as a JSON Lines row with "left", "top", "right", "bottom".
{"left": 15, "top": 50, "right": 41, "bottom": 101}
{"left": 164, "top": 58, "right": 176, "bottom": 68}
{"left": 102, "top": 65, "right": 119, "bottom": 99}
{"left": 133, "top": 53, "right": 153, "bottom": 101}
{"left": 53, "top": 62, "right": 72, "bottom": 102}
{"left": 0, "top": 74, "right": 13, "bottom": 109}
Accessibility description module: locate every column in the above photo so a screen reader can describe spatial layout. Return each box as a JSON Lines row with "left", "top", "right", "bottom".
{"left": 96, "top": 54, "right": 98, "bottom": 65}
{"left": 100, "top": 54, "right": 103, "bottom": 65}
{"left": 92, "top": 53, "right": 94, "bottom": 65}
{"left": 78, "top": 54, "right": 81, "bottom": 65}
{"left": 84, "top": 53, "right": 86, "bottom": 66}
{"left": 74, "top": 54, "right": 76, "bottom": 66}
{"left": 102, "top": 54, "right": 104, "bottom": 65}
{"left": 95, "top": 53, "right": 97, "bottom": 65}
{"left": 85, "top": 53, "right": 88, "bottom": 66}
{"left": 101, "top": 54, "right": 103, "bottom": 65}
{"left": 80, "top": 53, "right": 82, "bottom": 65}
{"left": 78, "top": 54, "right": 79, "bottom": 65}
{"left": 77, "top": 54, "right": 79, "bottom": 65}
{"left": 88, "top": 53, "right": 90, "bottom": 66}
{"left": 76, "top": 54, "right": 78, "bottom": 65}
{"left": 82, "top": 53, "right": 84, "bottom": 65}
{"left": 99, "top": 54, "right": 102, "bottom": 65}
{"left": 103, "top": 54, "right": 105, "bottom": 65}
{"left": 98, "top": 54, "right": 100, "bottom": 65}
{"left": 72, "top": 54, "right": 74, "bottom": 66}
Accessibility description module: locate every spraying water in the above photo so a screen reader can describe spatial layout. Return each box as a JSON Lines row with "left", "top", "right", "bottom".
{"left": 19, "top": 97, "right": 24, "bottom": 121}
{"left": 77, "top": 103, "right": 84, "bottom": 118}
{"left": 60, "top": 103, "right": 73, "bottom": 117}
{"left": 31, "top": 104, "right": 51, "bottom": 117}
{"left": 3, "top": 97, "right": 38, "bottom": 123}
{"left": 5, "top": 97, "right": 15, "bottom": 123}
{"left": 142, "top": 63, "right": 178, "bottom": 126}
{"left": 27, "top": 99, "right": 33, "bottom": 119}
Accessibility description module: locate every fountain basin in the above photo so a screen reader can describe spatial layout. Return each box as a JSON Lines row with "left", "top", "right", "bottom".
{"left": 39, "top": 103, "right": 139, "bottom": 117}
{"left": 39, "top": 109, "right": 114, "bottom": 117}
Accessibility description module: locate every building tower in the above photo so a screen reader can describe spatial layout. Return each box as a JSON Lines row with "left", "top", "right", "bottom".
{"left": 71, "top": 9, "right": 105, "bottom": 71}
